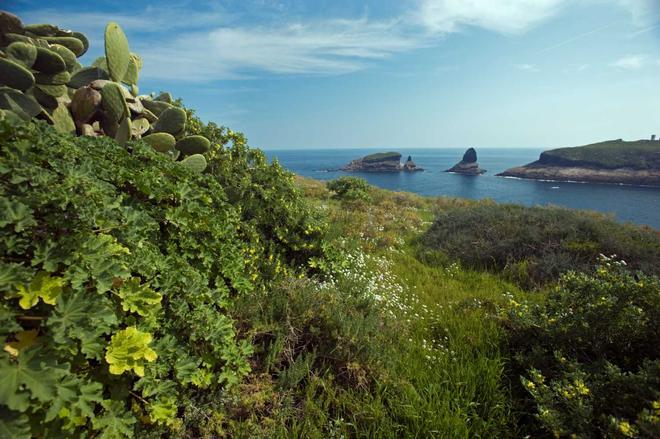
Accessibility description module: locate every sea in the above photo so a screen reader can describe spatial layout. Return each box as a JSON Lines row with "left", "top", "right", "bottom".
{"left": 265, "top": 148, "right": 660, "bottom": 229}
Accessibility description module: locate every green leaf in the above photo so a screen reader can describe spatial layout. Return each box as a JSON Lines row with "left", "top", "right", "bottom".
{"left": 92, "top": 400, "right": 136, "bottom": 439}
{"left": 0, "top": 198, "right": 36, "bottom": 232}
{"left": 115, "top": 277, "right": 162, "bottom": 317}
{"left": 148, "top": 396, "right": 178, "bottom": 426}
{"left": 15, "top": 272, "right": 64, "bottom": 309}
{"left": 0, "top": 347, "right": 67, "bottom": 410}
{"left": 47, "top": 290, "right": 117, "bottom": 359}
{"left": 67, "top": 234, "right": 130, "bottom": 294}
{"left": 0, "top": 407, "right": 30, "bottom": 439}
{"left": 105, "top": 327, "right": 157, "bottom": 377}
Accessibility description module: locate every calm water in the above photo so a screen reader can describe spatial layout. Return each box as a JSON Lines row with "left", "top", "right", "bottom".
{"left": 265, "top": 148, "right": 660, "bottom": 229}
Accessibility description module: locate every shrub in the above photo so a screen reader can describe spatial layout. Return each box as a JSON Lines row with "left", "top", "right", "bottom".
{"left": 0, "top": 119, "right": 324, "bottom": 437}
{"left": 505, "top": 256, "right": 660, "bottom": 437}
{"left": 326, "top": 177, "right": 372, "bottom": 202}
{"left": 421, "top": 203, "right": 660, "bottom": 287}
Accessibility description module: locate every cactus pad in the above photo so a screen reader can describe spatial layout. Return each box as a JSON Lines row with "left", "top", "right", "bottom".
{"left": 141, "top": 99, "right": 172, "bottom": 116}
{"left": 0, "top": 58, "right": 35, "bottom": 91}
{"left": 36, "top": 84, "right": 67, "bottom": 97}
{"left": 67, "top": 67, "right": 110, "bottom": 88}
{"left": 131, "top": 117, "right": 150, "bottom": 137}
{"left": 43, "top": 36, "right": 85, "bottom": 56}
{"left": 0, "top": 87, "right": 43, "bottom": 120}
{"left": 6, "top": 42, "right": 37, "bottom": 68}
{"left": 50, "top": 44, "right": 77, "bottom": 72}
{"left": 180, "top": 154, "right": 208, "bottom": 173}
{"left": 153, "top": 107, "right": 186, "bottom": 135}
{"left": 51, "top": 103, "right": 76, "bottom": 134}
{"left": 175, "top": 135, "right": 211, "bottom": 155}
{"left": 33, "top": 47, "right": 66, "bottom": 73}
{"left": 71, "top": 31, "right": 89, "bottom": 56}
{"left": 23, "top": 23, "right": 61, "bottom": 36}
{"left": 104, "top": 22, "right": 130, "bottom": 82}
{"left": 34, "top": 70, "right": 71, "bottom": 85}
{"left": 101, "top": 82, "right": 129, "bottom": 122}
{"left": 154, "top": 92, "right": 173, "bottom": 103}
{"left": 115, "top": 117, "right": 132, "bottom": 145}
{"left": 143, "top": 132, "right": 176, "bottom": 152}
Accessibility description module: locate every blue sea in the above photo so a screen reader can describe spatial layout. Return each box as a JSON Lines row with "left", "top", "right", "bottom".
{"left": 265, "top": 148, "right": 660, "bottom": 229}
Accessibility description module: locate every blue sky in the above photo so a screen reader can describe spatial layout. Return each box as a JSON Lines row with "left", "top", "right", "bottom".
{"left": 7, "top": 0, "right": 660, "bottom": 149}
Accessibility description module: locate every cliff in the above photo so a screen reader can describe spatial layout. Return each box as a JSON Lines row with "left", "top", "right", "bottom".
{"left": 445, "top": 148, "right": 486, "bottom": 175}
{"left": 342, "top": 151, "right": 423, "bottom": 172}
{"left": 498, "top": 139, "right": 660, "bottom": 187}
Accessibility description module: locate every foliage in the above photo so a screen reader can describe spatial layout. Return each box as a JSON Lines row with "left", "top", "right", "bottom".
{"left": 0, "top": 118, "right": 323, "bottom": 437}
{"left": 504, "top": 256, "right": 660, "bottom": 437}
{"left": 0, "top": 12, "right": 211, "bottom": 172}
{"left": 326, "top": 176, "right": 372, "bottom": 202}
{"left": 540, "top": 139, "right": 660, "bottom": 170}
{"left": 421, "top": 203, "right": 660, "bottom": 287}
{"left": 361, "top": 151, "right": 402, "bottom": 162}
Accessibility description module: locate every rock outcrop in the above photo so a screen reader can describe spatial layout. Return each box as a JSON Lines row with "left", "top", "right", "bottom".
{"left": 445, "top": 148, "right": 486, "bottom": 175}
{"left": 342, "top": 152, "right": 423, "bottom": 172}
{"left": 497, "top": 139, "right": 660, "bottom": 187}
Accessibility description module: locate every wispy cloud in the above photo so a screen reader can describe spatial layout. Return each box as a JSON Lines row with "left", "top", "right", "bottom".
{"left": 414, "top": 0, "right": 567, "bottom": 34}
{"left": 515, "top": 63, "right": 540, "bottom": 72}
{"left": 611, "top": 54, "right": 647, "bottom": 69}
{"left": 14, "top": 0, "right": 660, "bottom": 81}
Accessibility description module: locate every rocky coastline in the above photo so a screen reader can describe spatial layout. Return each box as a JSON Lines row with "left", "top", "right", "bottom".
{"left": 497, "top": 139, "right": 660, "bottom": 187}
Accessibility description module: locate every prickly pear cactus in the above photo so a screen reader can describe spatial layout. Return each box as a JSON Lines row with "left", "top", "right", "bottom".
{"left": 104, "top": 22, "right": 130, "bottom": 82}
{"left": 0, "top": 12, "right": 213, "bottom": 170}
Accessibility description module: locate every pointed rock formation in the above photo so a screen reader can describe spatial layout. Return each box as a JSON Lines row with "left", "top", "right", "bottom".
{"left": 446, "top": 148, "right": 486, "bottom": 175}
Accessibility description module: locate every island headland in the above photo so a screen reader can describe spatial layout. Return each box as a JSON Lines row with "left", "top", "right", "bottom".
{"left": 498, "top": 138, "right": 660, "bottom": 187}
{"left": 342, "top": 152, "right": 423, "bottom": 172}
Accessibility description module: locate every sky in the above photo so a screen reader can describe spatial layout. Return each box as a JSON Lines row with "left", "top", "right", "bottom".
{"left": 6, "top": 0, "right": 660, "bottom": 149}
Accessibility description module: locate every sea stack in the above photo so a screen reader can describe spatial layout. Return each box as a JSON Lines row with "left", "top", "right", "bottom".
{"left": 446, "top": 148, "right": 486, "bottom": 175}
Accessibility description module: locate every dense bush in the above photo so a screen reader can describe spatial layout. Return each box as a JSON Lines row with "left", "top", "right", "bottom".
{"left": 0, "top": 118, "right": 324, "bottom": 437}
{"left": 421, "top": 203, "right": 660, "bottom": 287}
{"left": 326, "top": 176, "right": 372, "bottom": 202}
{"left": 505, "top": 256, "right": 660, "bottom": 437}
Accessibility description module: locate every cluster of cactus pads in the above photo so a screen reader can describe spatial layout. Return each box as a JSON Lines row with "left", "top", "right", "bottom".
{"left": 0, "top": 11, "right": 209, "bottom": 172}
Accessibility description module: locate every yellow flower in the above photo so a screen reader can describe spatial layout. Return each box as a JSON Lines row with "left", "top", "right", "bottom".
{"left": 574, "top": 380, "right": 590, "bottom": 396}
{"left": 618, "top": 421, "right": 632, "bottom": 437}
{"left": 526, "top": 381, "right": 536, "bottom": 390}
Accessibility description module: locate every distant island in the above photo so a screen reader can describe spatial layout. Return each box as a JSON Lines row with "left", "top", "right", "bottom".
{"left": 445, "top": 148, "right": 486, "bottom": 175}
{"left": 342, "top": 152, "right": 423, "bottom": 172}
{"left": 497, "top": 138, "right": 660, "bottom": 187}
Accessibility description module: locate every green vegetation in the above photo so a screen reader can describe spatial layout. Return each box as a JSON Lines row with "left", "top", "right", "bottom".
{"left": 362, "top": 151, "right": 402, "bottom": 162}
{"left": 326, "top": 176, "right": 372, "bottom": 201}
{"left": 421, "top": 203, "right": 660, "bottom": 288}
{"left": 541, "top": 139, "right": 660, "bottom": 170}
{"left": 507, "top": 256, "right": 660, "bottom": 438}
{"left": 1, "top": 12, "right": 658, "bottom": 439}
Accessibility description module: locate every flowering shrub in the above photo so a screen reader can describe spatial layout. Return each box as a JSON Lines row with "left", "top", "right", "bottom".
{"left": 326, "top": 176, "right": 372, "bottom": 202}
{"left": 506, "top": 255, "right": 660, "bottom": 437}
{"left": 0, "top": 118, "right": 327, "bottom": 437}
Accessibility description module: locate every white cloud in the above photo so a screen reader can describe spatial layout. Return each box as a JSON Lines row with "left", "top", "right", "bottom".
{"left": 611, "top": 54, "right": 646, "bottom": 69}
{"left": 414, "top": 0, "right": 566, "bottom": 34}
{"left": 515, "top": 63, "right": 540, "bottom": 72}
{"left": 15, "top": 0, "right": 660, "bottom": 81}
{"left": 139, "top": 19, "right": 422, "bottom": 80}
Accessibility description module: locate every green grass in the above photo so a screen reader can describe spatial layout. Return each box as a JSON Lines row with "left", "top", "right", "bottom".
{"left": 541, "top": 139, "right": 660, "bottom": 169}
{"left": 254, "top": 176, "right": 538, "bottom": 437}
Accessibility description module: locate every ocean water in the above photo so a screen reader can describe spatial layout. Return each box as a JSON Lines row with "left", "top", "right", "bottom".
{"left": 265, "top": 148, "right": 660, "bottom": 229}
